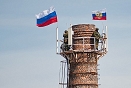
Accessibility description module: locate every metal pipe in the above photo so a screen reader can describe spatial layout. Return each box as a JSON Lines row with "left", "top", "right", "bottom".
{"left": 56, "top": 27, "right": 59, "bottom": 54}
{"left": 105, "top": 26, "right": 108, "bottom": 52}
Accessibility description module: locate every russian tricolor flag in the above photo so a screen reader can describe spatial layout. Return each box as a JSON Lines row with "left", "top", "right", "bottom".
{"left": 92, "top": 9, "right": 106, "bottom": 20}
{"left": 36, "top": 7, "right": 58, "bottom": 27}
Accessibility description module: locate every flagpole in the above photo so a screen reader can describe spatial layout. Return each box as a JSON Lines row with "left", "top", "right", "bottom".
{"left": 105, "top": 26, "right": 108, "bottom": 52}
{"left": 56, "top": 27, "right": 59, "bottom": 54}
{"left": 56, "top": 6, "right": 58, "bottom": 54}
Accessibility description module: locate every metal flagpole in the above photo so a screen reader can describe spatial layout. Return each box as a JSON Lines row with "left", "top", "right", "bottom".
{"left": 105, "top": 26, "right": 108, "bottom": 52}
{"left": 56, "top": 27, "right": 59, "bottom": 54}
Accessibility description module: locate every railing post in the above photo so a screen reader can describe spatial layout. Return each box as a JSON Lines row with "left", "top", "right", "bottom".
{"left": 83, "top": 37, "right": 84, "bottom": 51}
{"left": 94, "top": 37, "right": 96, "bottom": 51}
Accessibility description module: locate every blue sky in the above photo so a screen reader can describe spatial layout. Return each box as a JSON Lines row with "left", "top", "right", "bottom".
{"left": 0, "top": 0, "right": 131, "bottom": 88}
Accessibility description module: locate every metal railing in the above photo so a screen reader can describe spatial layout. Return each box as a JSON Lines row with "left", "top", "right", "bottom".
{"left": 58, "top": 36, "right": 107, "bottom": 55}
{"left": 72, "top": 37, "right": 96, "bottom": 51}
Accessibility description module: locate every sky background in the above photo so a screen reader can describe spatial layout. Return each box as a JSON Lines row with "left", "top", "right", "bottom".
{"left": 0, "top": 0, "right": 131, "bottom": 88}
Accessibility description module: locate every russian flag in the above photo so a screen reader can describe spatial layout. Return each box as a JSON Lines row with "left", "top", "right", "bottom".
{"left": 92, "top": 9, "right": 106, "bottom": 20}
{"left": 36, "top": 7, "right": 58, "bottom": 27}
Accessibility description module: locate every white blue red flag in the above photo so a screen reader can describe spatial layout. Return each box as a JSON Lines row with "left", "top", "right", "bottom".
{"left": 36, "top": 7, "right": 58, "bottom": 27}
{"left": 92, "top": 9, "right": 106, "bottom": 20}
